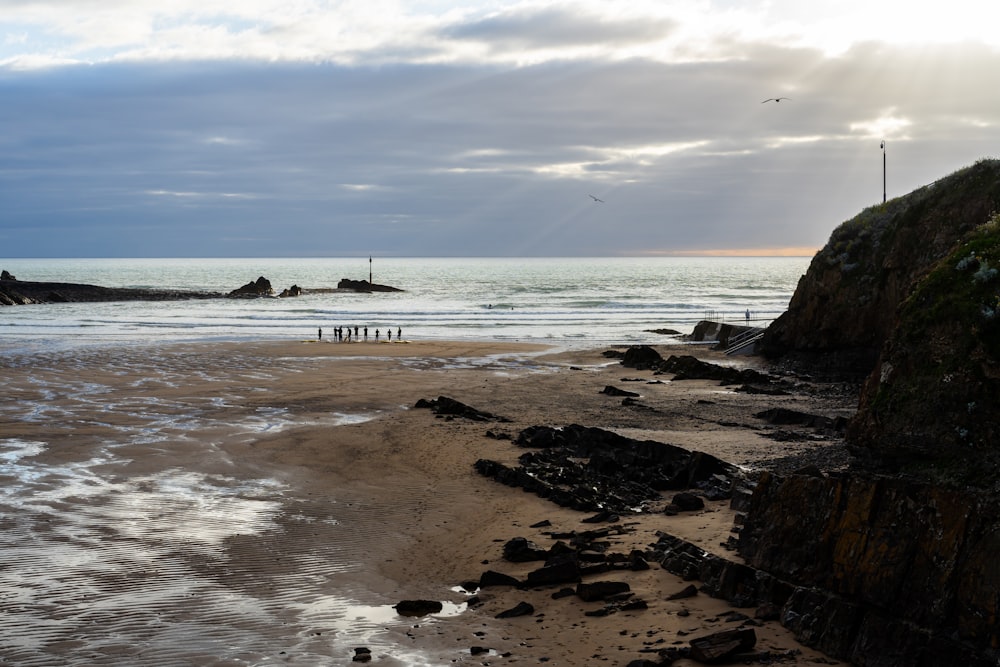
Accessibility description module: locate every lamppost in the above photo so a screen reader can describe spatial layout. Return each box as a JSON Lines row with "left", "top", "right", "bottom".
{"left": 881, "top": 140, "right": 886, "bottom": 203}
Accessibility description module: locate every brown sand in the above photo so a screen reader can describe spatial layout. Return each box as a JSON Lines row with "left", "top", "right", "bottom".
{"left": 0, "top": 338, "right": 851, "bottom": 665}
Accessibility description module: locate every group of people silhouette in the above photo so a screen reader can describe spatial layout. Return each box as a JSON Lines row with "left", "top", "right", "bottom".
{"left": 317, "top": 326, "right": 402, "bottom": 342}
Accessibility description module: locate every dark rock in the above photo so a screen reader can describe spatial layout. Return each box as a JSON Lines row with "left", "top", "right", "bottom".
{"left": 415, "top": 396, "right": 510, "bottom": 422}
{"left": 551, "top": 587, "right": 576, "bottom": 599}
{"left": 0, "top": 278, "right": 222, "bottom": 305}
{"left": 393, "top": 599, "right": 443, "bottom": 616}
{"left": 228, "top": 276, "right": 273, "bottom": 297}
{"left": 352, "top": 647, "right": 372, "bottom": 662}
{"left": 529, "top": 519, "right": 552, "bottom": 528}
{"left": 577, "top": 581, "right": 631, "bottom": 602}
{"left": 666, "top": 584, "right": 698, "bottom": 600}
{"left": 470, "top": 646, "right": 490, "bottom": 655}
{"left": 502, "top": 537, "right": 549, "bottom": 563}
{"left": 526, "top": 554, "right": 581, "bottom": 586}
{"left": 600, "top": 385, "right": 640, "bottom": 397}
{"left": 661, "top": 354, "right": 774, "bottom": 385}
{"left": 688, "top": 628, "right": 756, "bottom": 663}
{"left": 670, "top": 492, "right": 705, "bottom": 512}
{"left": 278, "top": 284, "right": 302, "bottom": 297}
{"left": 479, "top": 570, "right": 521, "bottom": 588}
{"left": 1, "top": 270, "right": 15, "bottom": 280}
{"left": 620, "top": 345, "right": 664, "bottom": 370}
{"left": 337, "top": 278, "right": 403, "bottom": 292}
{"left": 495, "top": 601, "right": 535, "bottom": 619}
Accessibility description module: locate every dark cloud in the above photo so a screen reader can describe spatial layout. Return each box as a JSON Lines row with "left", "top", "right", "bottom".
{"left": 1, "top": 39, "right": 999, "bottom": 257}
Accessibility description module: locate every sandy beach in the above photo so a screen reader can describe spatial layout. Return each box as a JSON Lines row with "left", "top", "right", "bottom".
{"left": 0, "top": 337, "right": 853, "bottom": 666}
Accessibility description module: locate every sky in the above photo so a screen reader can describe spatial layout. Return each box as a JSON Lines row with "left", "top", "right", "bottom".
{"left": 1, "top": 0, "right": 999, "bottom": 258}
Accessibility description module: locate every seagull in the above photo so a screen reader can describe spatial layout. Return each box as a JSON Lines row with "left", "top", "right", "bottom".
{"left": 588, "top": 194, "right": 605, "bottom": 203}
{"left": 761, "top": 97, "right": 790, "bottom": 103}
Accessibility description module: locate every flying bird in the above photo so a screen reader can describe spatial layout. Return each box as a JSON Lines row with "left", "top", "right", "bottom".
{"left": 589, "top": 194, "right": 605, "bottom": 203}
{"left": 761, "top": 97, "right": 790, "bottom": 103}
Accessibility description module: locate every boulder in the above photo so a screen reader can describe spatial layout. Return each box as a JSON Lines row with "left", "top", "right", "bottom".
{"left": 393, "top": 599, "right": 443, "bottom": 616}
{"left": 576, "top": 581, "right": 631, "bottom": 602}
{"left": 228, "top": 276, "right": 273, "bottom": 297}
{"left": 1, "top": 270, "right": 16, "bottom": 280}
{"left": 502, "top": 537, "right": 549, "bottom": 563}
{"left": 495, "top": 601, "right": 534, "bottom": 619}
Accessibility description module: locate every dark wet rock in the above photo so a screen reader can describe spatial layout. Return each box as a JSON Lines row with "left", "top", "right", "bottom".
{"left": 660, "top": 354, "right": 774, "bottom": 385}
{"left": 620, "top": 345, "right": 665, "bottom": 370}
{"left": 352, "top": 647, "right": 372, "bottom": 662}
{"left": 278, "top": 284, "right": 302, "bottom": 297}
{"left": 337, "top": 278, "right": 403, "bottom": 292}
{"left": 551, "top": 587, "right": 576, "bottom": 599}
{"left": 755, "top": 407, "right": 846, "bottom": 433}
{"left": 602, "top": 349, "right": 626, "bottom": 359}
{"left": 525, "top": 554, "right": 581, "bottom": 587}
{"left": 477, "top": 424, "right": 741, "bottom": 515}
{"left": 415, "top": 396, "right": 510, "bottom": 422}
{"left": 1, "top": 270, "right": 15, "bottom": 280}
{"left": 529, "top": 519, "right": 552, "bottom": 528}
{"left": 479, "top": 570, "right": 521, "bottom": 588}
{"left": 689, "top": 628, "right": 757, "bottom": 663}
{"left": 393, "top": 599, "right": 443, "bottom": 616}
{"left": 669, "top": 492, "right": 705, "bottom": 512}
{"left": 470, "top": 646, "right": 490, "bottom": 655}
{"left": 667, "top": 584, "right": 699, "bottom": 600}
{"left": 502, "top": 537, "right": 549, "bottom": 563}
{"left": 576, "top": 581, "right": 631, "bottom": 602}
{"left": 600, "top": 385, "right": 640, "bottom": 397}
{"left": 495, "top": 601, "right": 535, "bottom": 619}
{"left": 0, "top": 278, "right": 222, "bottom": 305}
{"left": 228, "top": 276, "right": 273, "bottom": 297}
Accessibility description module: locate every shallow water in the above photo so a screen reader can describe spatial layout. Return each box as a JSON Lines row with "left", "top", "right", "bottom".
{"left": 0, "top": 343, "right": 519, "bottom": 665}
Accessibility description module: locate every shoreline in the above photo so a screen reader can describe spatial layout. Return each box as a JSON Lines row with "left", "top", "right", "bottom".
{"left": 0, "top": 338, "right": 852, "bottom": 665}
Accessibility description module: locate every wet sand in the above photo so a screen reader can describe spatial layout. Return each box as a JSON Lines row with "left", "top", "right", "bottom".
{"left": 0, "top": 338, "right": 851, "bottom": 665}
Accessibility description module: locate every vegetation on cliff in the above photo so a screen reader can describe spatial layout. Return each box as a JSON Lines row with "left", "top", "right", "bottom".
{"left": 850, "top": 215, "right": 1000, "bottom": 488}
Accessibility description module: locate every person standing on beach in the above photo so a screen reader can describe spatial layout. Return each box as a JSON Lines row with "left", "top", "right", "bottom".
{"left": 397, "top": 327, "right": 402, "bottom": 340}
{"left": 318, "top": 327, "right": 322, "bottom": 341}
{"left": 364, "top": 326, "right": 368, "bottom": 340}
{"left": 375, "top": 329, "right": 380, "bottom": 341}
{"left": 745, "top": 309, "right": 751, "bottom": 324}
{"left": 388, "top": 328, "right": 392, "bottom": 342}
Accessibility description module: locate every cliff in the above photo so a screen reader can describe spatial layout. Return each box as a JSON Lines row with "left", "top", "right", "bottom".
{"left": 760, "top": 159, "right": 1000, "bottom": 379}
{"left": 729, "top": 160, "right": 1000, "bottom": 665}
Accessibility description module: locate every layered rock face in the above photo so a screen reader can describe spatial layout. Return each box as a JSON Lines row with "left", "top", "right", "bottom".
{"left": 760, "top": 159, "right": 1000, "bottom": 379}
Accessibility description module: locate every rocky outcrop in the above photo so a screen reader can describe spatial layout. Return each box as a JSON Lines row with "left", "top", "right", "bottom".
{"left": 760, "top": 158, "right": 1000, "bottom": 379}
{"left": 337, "top": 278, "right": 403, "bottom": 292}
{"left": 475, "top": 424, "right": 742, "bottom": 514}
{"left": 227, "top": 276, "right": 273, "bottom": 298}
{"left": 736, "top": 471, "right": 1000, "bottom": 665}
{"left": 0, "top": 277, "right": 222, "bottom": 305}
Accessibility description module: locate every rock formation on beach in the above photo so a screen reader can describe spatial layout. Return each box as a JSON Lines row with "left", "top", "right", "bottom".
{"left": 732, "top": 159, "right": 1000, "bottom": 665}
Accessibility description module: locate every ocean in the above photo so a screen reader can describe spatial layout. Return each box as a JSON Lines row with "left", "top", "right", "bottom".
{"left": 0, "top": 256, "right": 811, "bottom": 351}
{"left": 0, "top": 255, "right": 813, "bottom": 665}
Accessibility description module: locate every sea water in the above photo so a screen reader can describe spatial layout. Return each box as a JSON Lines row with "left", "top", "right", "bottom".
{"left": 0, "top": 255, "right": 814, "bottom": 664}
{"left": 0, "top": 256, "right": 811, "bottom": 351}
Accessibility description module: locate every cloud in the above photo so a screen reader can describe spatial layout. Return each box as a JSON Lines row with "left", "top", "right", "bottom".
{"left": 2, "top": 3, "right": 1000, "bottom": 256}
